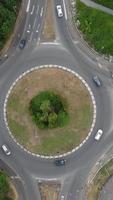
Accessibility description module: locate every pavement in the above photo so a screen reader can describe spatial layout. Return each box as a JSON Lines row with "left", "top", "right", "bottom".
{"left": 99, "top": 176, "right": 113, "bottom": 200}
{"left": 80, "top": 0, "right": 113, "bottom": 16}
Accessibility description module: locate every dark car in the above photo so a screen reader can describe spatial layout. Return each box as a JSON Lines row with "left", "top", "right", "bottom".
{"left": 92, "top": 75, "right": 101, "bottom": 87}
{"left": 54, "top": 159, "right": 66, "bottom": 166}
{"left": 19, "top": 39, "right": 26, "bottom": 49}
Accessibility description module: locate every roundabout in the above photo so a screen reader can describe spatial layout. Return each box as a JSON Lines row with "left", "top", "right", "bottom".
{"left": 5, "top": 65, "right": 95, "bottom": 157}
{"left": 0, "top": 1, "right": 113, "bottom": 200}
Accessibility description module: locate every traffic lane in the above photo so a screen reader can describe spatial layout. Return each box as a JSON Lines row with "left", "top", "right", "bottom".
{"left": 20, "top": 0, "right": 37, "bottom": 40}
{"left": 25, "top": 0, "right": 40, "bottom": 41}
{"left": 22, "top": 0, "right": 46, "bottom": 43}
{"left": 31, "top": 0, "right": 46, "bottom": 41}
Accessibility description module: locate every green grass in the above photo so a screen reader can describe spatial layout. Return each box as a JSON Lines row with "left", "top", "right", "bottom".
{"left": 8, "top": 119, "right": 29, "bottom": 145}
{"left": 76, "top": 0, "right": 113, "bottom": 55}
{"left": 32, "top": 130, "right": 80, "bottom": 155}
{"left": 92, "top": 0, "right": 113, "bottom": 9}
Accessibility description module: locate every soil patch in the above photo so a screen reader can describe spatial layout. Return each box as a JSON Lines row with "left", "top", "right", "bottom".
{"left": 41, "top": 0, "right": 55, "bottom": 41}
{"left": 38, "top": 181, "right": 61, "bottom": 200}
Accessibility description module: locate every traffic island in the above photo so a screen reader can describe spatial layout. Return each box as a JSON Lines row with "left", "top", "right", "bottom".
{"left": 5, "top": 65, "right": 95, "bottom": 157}
{"left": 38, "top": 181, "right": 61, "bottom": 200}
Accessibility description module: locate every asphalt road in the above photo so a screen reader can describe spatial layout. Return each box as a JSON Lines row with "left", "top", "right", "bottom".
{"left": 0, "top": 0, "right": 113, "bottom": 200}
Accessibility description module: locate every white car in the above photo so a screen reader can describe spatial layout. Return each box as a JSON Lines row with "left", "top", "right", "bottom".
{"left": 1, "top": 144, "right": 11, "bottom": 155}
{"left": 56, "top": 5, "right": 63, "bottom": 17}
{"left": 61, "top": 195, "right": 64, "bottom": 200}
{"left": 95, "top": 129, "right": 103, "bottom": 141}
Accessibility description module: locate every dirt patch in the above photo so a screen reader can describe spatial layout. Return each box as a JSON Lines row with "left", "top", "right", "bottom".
{"left": 41, "top": 0, "right": 56, "bottom": 41}
{"left": 7, "top": 67, "right": 93, "bottom": 156}
{"left": 38, "top": 181, "right": 61, "bottom": 200}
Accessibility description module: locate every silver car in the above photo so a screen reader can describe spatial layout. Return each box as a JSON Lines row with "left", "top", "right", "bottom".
{"left": 95, "top": 129, "right": 103, "bottom": 141}
{"left": 1, "top": 144, "right": 11, "bottom": 155}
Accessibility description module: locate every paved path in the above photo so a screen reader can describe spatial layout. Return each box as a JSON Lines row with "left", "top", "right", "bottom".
{"left": 80, "top": 0, "right": 113, "bottom": 16}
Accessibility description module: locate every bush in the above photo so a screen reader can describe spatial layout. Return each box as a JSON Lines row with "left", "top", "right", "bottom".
{"left": 30, "top": 91, "right": 69, "bottom": 129}
{"left": 0, "top": 172, "right": 12, "bottom": 200}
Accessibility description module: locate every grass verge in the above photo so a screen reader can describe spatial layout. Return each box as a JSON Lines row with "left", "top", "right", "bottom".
{"left": 75, "top": 0, "right": 113, "bottom": 55}
{"left": 87, "top": 159, "right": 113, "bottom": 200}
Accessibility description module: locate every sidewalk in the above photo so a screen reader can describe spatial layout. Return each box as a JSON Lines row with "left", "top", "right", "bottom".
{"left": 80, "top": 0, "right": 113, "bottom": 16}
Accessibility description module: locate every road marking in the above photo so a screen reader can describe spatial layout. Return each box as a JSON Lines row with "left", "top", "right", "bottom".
{"left": 40, "top": 7, "right": 44, "bottom": 17}
{"left": 31, "top": 5, "right": 34, "bottom": 15}
{"left": 36, "top": 24, "right": 40, "bottom": 33}
{"left": 74, "top": 41, "right": 79, "bottom": 44}
{"left": 62, "top": 0, "right": 67, "bottom": 20}
{"left": 11, "top": 176, "right": 20, "bottom": 179}
{"left": 41, "top": 42, "right": 60, "bottom": 45}
{"left": 27, "top": 24, "right": 31, "bottom": 33}
{"left": 26, "top": 0, "right": 30, "bottom": 12}
{"left": 98, "top": 63, "right": 102, "bottom": 68}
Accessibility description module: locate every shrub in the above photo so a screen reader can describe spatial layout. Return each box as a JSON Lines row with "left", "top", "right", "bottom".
{"left": 30, "top": 91, "right": 69, "bottom": 129}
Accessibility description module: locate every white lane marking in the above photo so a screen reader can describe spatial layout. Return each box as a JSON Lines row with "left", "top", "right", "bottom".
{"left": 74, "top": 41, "right": 79, "bottom": 44}
{"left": 41, "top": 42, "right": 60, "bottom": 45}
{"left": 62, "top": 0, "right": 67, "bottom": 20}
{"left": 31, "top": 5, "right": 34, "bottom": 15}
{"left": 36, "top": 24, "right": 40, "bottom": 32}
{"left": 26, "top": 0, "right": 31, "bottom": 12}
{"left": 98, "top": 63, "right": 102, "bottom": 68}
{"left": 40, "top": 7, "right": 44, "bottom": 17}
{"left": 27, "top": 24, "right": 31, "bottom": 33}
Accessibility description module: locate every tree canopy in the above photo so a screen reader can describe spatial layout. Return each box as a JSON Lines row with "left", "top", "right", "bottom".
{"left": 30, "top": 91, "right": 69, "bottom": 129}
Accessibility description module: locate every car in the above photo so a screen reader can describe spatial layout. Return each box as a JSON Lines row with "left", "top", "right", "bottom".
{"left": 92, "top": 75, "right": 101, "bottom": 87}
{"left": 19, "top": 39, "right": 26, "bottom": 49}
{"left": 56, "top": 5, "right": 63, "bottom": 17}
{"left": 1, "top": 144, "right": 11, "bottom": 155}
{"left": 54, "top": 159, "right": 66, "bottom": 166}
{"left": 95, "top": 129, "right": 103, "bottom": 141}
{"left": 61, "top": 195, "right": 65, "bottom": 200}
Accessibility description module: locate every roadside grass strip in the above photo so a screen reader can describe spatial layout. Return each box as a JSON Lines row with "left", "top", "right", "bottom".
{"left": 75, "top": 0, "right": 113, "bottom": 55}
